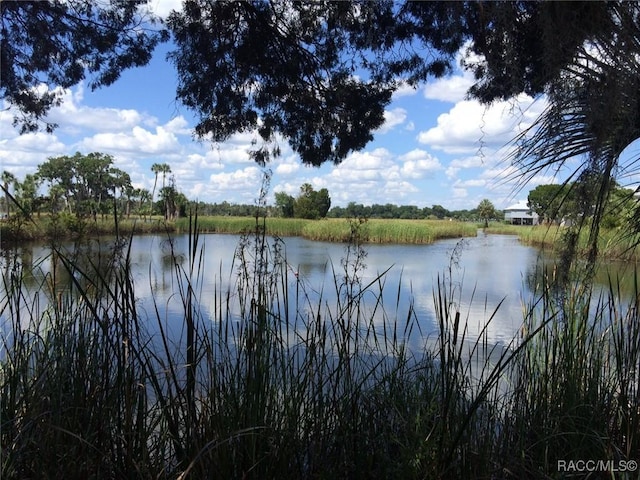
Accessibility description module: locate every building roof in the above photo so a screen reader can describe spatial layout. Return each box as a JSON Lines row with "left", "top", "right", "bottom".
{"left": 504, "top": 201, "right": 531, "bottom": 211}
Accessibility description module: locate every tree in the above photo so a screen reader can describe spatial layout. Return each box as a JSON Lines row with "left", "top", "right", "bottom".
{"left": 527, "top": 184, "right": 569, "bottom": 224}
{"left": 37, "top": 155, "right": 75, "bottom": 213}
{"left": 150, "top": 163, "right": 171, "bottom": 217}
{"left": 602, "top": 185, "right": 638, "bottom": 230}
{"left": 274, "top": 192, "right": 295, "bottom": 218}
{"left": 1, "top": 170, "right": 16, "bottom": 219}
{"left": 293, "top": 183, "right": 319, "bottom": 219}
{"left": 166, "top": 1, "right": 455, "bottom": 167}
{"left": 477, "top": 199, "right": 498, "bottom": 228}
{"left": 137, "top": 188, "right": 152, "bottom": 220}
{"left": 14, "top": 173, "right": 41, "bottom": 219}
{"left": 315, "top": 188, "right": 331, "bottom": 219}
{"left": 166, "top": 1, "right": 639, "bottom": 258}
{"left": 1, "top": 0, "right": 168, "bottom": 133}
{"left": 36, "top": 152, "right": 130, "bottom": 220}
{"left": 159, "top": 174, "right": 179, "bottom": 220}
{"left": 431, "top": 205, "right": 449, "bottom": 220}
{"left": 292, "top": 183, "right": 331, "bottom": 219}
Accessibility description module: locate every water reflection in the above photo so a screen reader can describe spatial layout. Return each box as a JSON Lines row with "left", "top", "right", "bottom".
{"left": 1, "top": 232, "right": 634, "bottom": 351}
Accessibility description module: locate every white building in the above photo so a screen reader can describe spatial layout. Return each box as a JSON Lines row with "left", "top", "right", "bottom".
{"left": 504, "top": 201, "right": 539, "bottom": 225}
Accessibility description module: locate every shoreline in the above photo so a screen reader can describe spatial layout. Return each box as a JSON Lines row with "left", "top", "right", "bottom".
{"left": 2, "top": 216, "right": 638, "bottom": 261}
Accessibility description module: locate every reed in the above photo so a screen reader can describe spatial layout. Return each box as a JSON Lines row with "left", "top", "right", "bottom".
{"left": 486, "top": 223, "right": 640, "bottom": 261}
{"left": 175, "top": 216, "right": 478, "bottom": 244}
{"left": 0, "top": 215, "right": 638, "bottom": 478}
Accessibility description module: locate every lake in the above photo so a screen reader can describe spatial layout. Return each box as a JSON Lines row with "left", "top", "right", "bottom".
{"left": 0, "top": 230, "right": 634, "bottom": 354}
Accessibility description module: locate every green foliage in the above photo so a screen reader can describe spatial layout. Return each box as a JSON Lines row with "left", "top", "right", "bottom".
{"left": 602, "top": 185, "right": 638, "bottom": 230}
{"left": 36, "top": 152, "right": 132, "bottom": 220}
{"left": 166, "top": 2, "right": 412, "bottom": 166}
{"left": 527, "top": 184, "right": 569, "bottom": 224}
{"left": 476, "top": 199, "right": 498, "bottom": 227}
{"left": 293, "top": 183, "right": 331, "bottom": 219}
{"left": 1, "top": 223, "right": 639, "bottom": 477}
{"left": 274, "top": 191, "right": 295, "bottom": 218}
{"left": 1, "top": 0, "right": 168, "bottom": 133}
{"left": 329, "top": 202, "right": 462, "bottom": 220}
{"left": 173, "top": 216, "right": 477, "bottom": 244}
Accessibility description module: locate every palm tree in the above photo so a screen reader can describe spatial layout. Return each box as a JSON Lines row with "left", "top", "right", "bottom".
{"left": 150, "top": 163, "right": 171, "bottom": 218}
{"left": 508, "top": 5, "right": 640, "bottom": 269}
{"left": 1, "top": 170, "right": 16, "bottom": 220}
{"left": 477, "top": 199, "right": 497, "bottom": 228}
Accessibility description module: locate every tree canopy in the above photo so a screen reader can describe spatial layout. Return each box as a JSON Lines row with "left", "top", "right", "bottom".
{"left": 3, "top": 0, "right": 640, "bottom": 255}
{"left": 37, "top": 152, "right": 131, "bottom": 219}
{"left": 1, "top": 0, "right": 167, "bottom": 133}
{"left": 164, "top": 1, "right": 640, "bottom": 174}
{"left": 476, "top": 199, "right": 498, "bottom": 228}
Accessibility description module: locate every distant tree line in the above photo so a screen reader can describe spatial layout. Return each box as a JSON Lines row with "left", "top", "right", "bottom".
{"left": 0, "top": 153, "right": 188, "bottom": 224}
{"left": 327, "top": 201, "right": 502, "bottom": 223}
{"left": 2, "top": 158, "right": 509, "bottom": 228}
{"left": 13, "top": 151, "right": 635, "bottom": 230}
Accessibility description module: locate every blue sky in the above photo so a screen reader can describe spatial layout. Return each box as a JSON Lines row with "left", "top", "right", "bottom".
{"left": 4, "top": 1, "right": 636, "bottom": 211}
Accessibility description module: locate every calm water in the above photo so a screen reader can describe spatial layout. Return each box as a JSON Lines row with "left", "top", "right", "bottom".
{"left": 0, "top": 231, "right": 634, "bottom": 352}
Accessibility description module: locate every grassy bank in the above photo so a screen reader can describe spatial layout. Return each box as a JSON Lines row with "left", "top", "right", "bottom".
{"left": 486, "top": 223, "right": 640, "bottom": 261}
{"left": 0, "top": 214, "right": 173, "bottom": 242}
{"left": 2, "top": 215, "right": 476, "bottom": 245}
{"left": 0, "top": 223, "right": 638, "bottom": 478}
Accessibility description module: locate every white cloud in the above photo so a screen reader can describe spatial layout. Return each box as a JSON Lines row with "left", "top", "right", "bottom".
{"left": 275, "top": 161, "right": 300, "bottom": 176}
{"left": 398, "top": 149, "right": 442, "bottom": 178}
{"left": 450, "top": 156, "right": 486, "bottom": 169}
{"left": 454, "top": 178, "right": 486, "bottom": 188}
{"left": 423, "top": 71, "right": 475, "bottom": 103}
{"left": 208, "top": 167, "right": 263, "bottom": 192}
{"left": 445, "top": 166, "right": 460, "bottom": 179}
{"left": 416, "top": 94, "right": 544, "bottom": 154}
{"left": 452, "top": 187, "right": 468, "bottom": 199}
{"left": 48, "top": 86, "right": 156, "bottom": 133}
{"left": 392, "top": 81, "right": 418, "bottom": 99}
{"left": 377, "top": 108, "right": 407, "bottom": 134}
{"left": 337, "top": 148, "right": 393, "bottom": 172}
{"left": 147, "top": 0, "right": 183, "bottom": 18}
{"left": 164, "top": 116, "right": 191, "bottom": 135}
{"left": 81, "top": 125, "right": 179, "bottom": 154}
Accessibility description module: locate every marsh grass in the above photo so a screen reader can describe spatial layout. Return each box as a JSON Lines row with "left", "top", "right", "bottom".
{"left": 0, "top": 213, "right": 172, "bottom": 243}
{"left": 175, "top": 216, "right": 478, "bottom": 244}
{"left": 486, "top": 224, "right": 640, "bottom": 261}
{"left": 0, "top": 215, "right": 638, "bottom": 478}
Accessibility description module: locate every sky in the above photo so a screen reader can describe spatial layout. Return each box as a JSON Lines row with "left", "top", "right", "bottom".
{"left": 1, "top": 1, "right": 637, "bottom": 211}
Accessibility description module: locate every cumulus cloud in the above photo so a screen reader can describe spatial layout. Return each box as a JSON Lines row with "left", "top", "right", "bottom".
{"left": 208, "top": 167, "right": 264, "bottom": 192}
{"left": 47, "top": 86, "right": 157, "bottom": 133}
{"left": 423, "top": 70, "right": 475, "bottom": 103}
{"left": 275, "top": 161, "right": 300, "bottom": 176}
{"left": 398, "top": 149, "right": 442, "bottom": 179}
{"left": 0, "top": 122, "right": 68, "bottom": 177}
{"left": 146, "top": 0, "right": 183, "bottom": 18}
{"left": 452, "top": 187, "right": 468, "bottom": 199}
{"left": 376, "top": 108, "right": 407, "bottom": 134}
{"left": 454, "top": 178, "right": 486, "bottom": 188}
{"left": 392, "top": 81, "right": 419, "bottom": 99}
{"left": 81, "top": 125, "right": 180, "bottom": 154}
{"left": 417, "top": 94, "right": 545, "bottom": 154}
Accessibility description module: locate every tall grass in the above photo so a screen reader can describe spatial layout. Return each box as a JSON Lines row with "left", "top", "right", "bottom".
{"left": 0, "top": 216, "right": 638, "bottom": 478}
{"left": 486, "top": 223, "right": 640, "bottom": 261}
{"left": 174, "top": 216, "right": 478, "bottom": 244}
